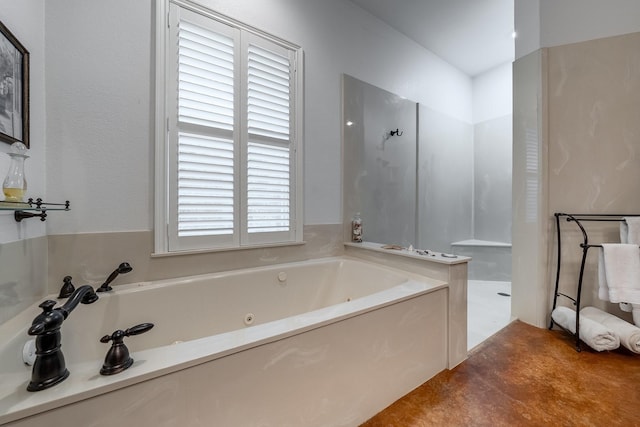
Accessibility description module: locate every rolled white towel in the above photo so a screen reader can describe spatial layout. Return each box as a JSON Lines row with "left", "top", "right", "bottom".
{"left": 580, "top": 306, "right": 640, "bottom": 353}
{"left": 620, "top": 302, "right": 633, "bottom": 312}
{"left": 617, "top": 303, "right": 640, "bottom": 326}
{"left": 551, "top": 306, "right": 620, "bottom": 351}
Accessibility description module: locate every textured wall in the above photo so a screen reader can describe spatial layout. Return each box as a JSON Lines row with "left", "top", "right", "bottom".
{"left": 513, "top": 31, "right": 640, "bottom": 327}
{"left": 546, "top": 31, "right": 640, "bottom": 320}
{"left": 0, "top": 1, "right": 47, "bottom": 244}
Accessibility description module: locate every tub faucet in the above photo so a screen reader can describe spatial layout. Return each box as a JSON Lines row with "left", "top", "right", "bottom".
{"left": 26, "top": 285, "right": 99, "bottom": 391}
{"left": 97, "top": 262, "right": 133, "bottom": 292}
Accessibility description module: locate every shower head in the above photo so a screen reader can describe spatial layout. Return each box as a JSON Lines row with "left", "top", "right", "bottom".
{"left": 97, "top": 262, "right": 134, "bottom": 292}
{"left": 117, "top": 262, "right": 133, "bottom": 274}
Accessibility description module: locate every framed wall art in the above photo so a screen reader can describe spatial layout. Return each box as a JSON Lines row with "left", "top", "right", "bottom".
{"left": 0, "top": 20, "right": 29, "bottom": 148}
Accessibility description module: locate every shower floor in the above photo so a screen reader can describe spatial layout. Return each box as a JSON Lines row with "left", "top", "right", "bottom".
{"left": 468, "top": 280, "right": 513, "bottom": 350}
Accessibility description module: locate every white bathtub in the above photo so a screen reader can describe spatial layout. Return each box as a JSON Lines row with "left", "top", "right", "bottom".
{"left": 0, "top": 256, "right": 449, "bottom": 426}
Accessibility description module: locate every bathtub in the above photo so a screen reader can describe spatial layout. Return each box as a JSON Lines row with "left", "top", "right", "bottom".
{"left": 0, "top": 256, "right": 450, "bottom": 426}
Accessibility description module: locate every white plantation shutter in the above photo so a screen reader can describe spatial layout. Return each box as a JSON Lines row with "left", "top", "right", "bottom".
{"left": 245, "top": 41, "right": 293, "bottom": 240}
{"left": 176, "top": 18, "right": 237, "bottom": 242}
{"left": 164, "top": 3, "right": 301, "bottom": 252}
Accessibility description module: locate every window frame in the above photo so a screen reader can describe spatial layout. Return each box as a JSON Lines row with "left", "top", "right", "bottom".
{"left": 154, "top": 0, "right": 304, "bottom": 254}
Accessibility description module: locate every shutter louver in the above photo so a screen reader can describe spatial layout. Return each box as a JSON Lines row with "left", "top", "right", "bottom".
{"left": 178, "top": 133, "right": 234, "bottom": 236}
{"left": 247, "top": 44, "right": 291, "bottom": 234}
{"left": 247, "top": 142, "right": 290, "bottom": 233}
{"left": 178, "top": 21, "right": 235, "bottom": 130}
{"left": 247, "top": 45, "right": 290, "bottom": 141}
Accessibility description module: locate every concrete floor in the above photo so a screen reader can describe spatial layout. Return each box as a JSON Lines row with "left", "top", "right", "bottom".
{"left": 361, "top": 320, "right": 640, "bottom": 426}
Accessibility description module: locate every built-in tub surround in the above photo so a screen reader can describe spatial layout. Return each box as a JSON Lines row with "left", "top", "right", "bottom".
{"left": 344, "top": 242, "right": 469, "bottom": 369}
{"left": 46, "top": 224, "right": 343, "bottom": 295}
{"left": 0, "top": 256, "right": 454, "bottom": 426}
{"left": 0, "top": 225, "right": 342, "bottom": 330}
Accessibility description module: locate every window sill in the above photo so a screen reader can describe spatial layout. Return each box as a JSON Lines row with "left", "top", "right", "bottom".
{"left": 151, "top": 240, "right": 306, "bottom": 258}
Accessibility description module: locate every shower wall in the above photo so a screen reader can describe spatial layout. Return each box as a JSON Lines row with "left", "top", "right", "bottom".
{"left": 474, "top": 115, "right": 513, "bottom": 243}
{"left": 343, "top": 70, "right": 513, "bottom": 274}
{"left": 343, "top": 75, "right": 417, "bottom": 247}
{"left": 418, "top": 108, "right": 473, "bottom": 252}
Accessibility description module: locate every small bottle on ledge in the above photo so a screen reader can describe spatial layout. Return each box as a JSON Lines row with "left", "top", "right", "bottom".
{"left": 2, "top": 141, "right": 29, "bottom": 203}
{"left": 351, "top": 212, "right": 363, "bottom": 243}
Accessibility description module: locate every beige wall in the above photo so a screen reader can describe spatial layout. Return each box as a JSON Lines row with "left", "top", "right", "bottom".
{"left": 0, "top": 225, "right": 343, "bottom": 327}
{"left": 513, "top": 31, "right": 640, "bottom": 326}
{"left": 547, "top": 32, "right": 640, "bottom": 322}
{"left": 0, "top": 237, "right": 47, "bottom": 324}
{"left": 47, "top": 224, "right": 343, "bottom": 295}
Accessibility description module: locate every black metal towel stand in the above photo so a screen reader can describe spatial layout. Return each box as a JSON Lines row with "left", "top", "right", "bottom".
{"left": 549, "top": 213, "right": 640, "bottom": 351}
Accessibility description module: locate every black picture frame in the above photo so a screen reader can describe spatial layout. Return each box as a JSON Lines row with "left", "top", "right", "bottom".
{"left": 0, "top": 20, "right": 29, "bottom": 148}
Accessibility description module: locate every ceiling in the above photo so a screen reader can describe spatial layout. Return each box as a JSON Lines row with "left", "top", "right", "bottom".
{"left": 349, "top": 0, "right": 514, "bottom": 77}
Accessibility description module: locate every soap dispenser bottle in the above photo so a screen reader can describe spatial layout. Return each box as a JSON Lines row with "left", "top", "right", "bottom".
{"left": 351, "top": 212, "right": 363, "bottom": 243}
{"left": 2, "top": 141, "right": 29, "bottom": 203}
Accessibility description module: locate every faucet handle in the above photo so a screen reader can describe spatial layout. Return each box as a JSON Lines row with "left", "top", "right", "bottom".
{"left": 100, "top": 323, "right": 154, "bottom": 343}
{"left": 58, "top": 276, "right": 75, "bottom": 299}
{"left": 99, "top": 323, "right": 154, "bottom": 375}
{"left": 39, "top": 300, "right": 57, "bottom": 312}
{"left": 124, "top": 322, "right": 154, "bottom": 337}
{"left": 28, "top": 300, "right": 64, "bottom": 336}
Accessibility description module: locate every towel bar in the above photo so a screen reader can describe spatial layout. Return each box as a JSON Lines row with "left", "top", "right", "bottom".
{"left": 550, "top": 213, "right": 640, "bottom": 351}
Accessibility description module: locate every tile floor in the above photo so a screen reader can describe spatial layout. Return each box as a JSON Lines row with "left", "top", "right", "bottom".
{"left": 467, "top": 280, "right": 513, "bottom": 350}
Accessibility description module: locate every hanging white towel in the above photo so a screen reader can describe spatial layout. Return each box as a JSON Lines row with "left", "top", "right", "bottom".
{"left": 581, "top": 306, "right": 640, "bottom": 353}
{"left": 551, "top": 306, "right": 620, "bottom": 351}
{"left": 598, "top": 244, "right": 640, "bottom": 304}
{"left": 618, "top": 218, "right": 640, "bottom": 313}
{"left": 620, "top": 217, "right": 640, "bottom": 244}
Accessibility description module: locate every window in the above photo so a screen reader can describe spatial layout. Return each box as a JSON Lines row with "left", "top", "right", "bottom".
{"left": 156, "top": 1, "right": 303, "bottom": 253}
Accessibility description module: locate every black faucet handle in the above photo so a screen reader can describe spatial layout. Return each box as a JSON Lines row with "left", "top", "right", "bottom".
{"left": 58, "top": 276, "right": 76, "bottom": 299}
{"left": 39, "top": 300, "right": 57, "bottom": 312}
{"left": 125, "top": 322, "right": 154, "bottom": 336}
{"left": 99, "top": 323, "right": 154, "bottom": 376}
{"left": 100, "top": 323, "right": 154, "bottom": 343}
{"left": 27, "top": 300, "right": 61, "bottom": 336}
